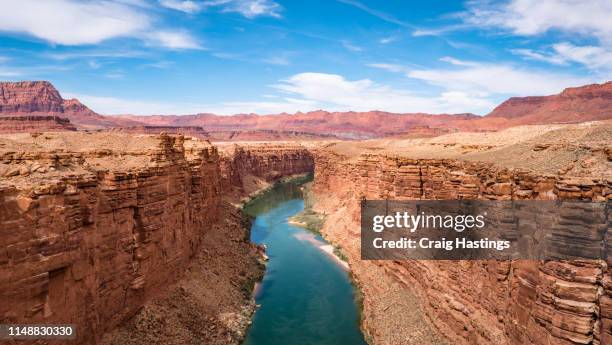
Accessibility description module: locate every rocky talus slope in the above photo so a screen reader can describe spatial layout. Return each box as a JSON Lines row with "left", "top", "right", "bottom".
{"left": 0, "top": 133, "right": 314, "bottom": 345}
{"left": 312, "top": 121, "right": 611, "bottom": 345}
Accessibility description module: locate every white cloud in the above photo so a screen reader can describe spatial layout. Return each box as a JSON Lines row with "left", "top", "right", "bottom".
{"left": 464, "top": 0, "right": 612, "bottom": 43}
{"left": 366, "top": 63, "right": 413, "bottom": 74}
{"left": 66, "top": 72, "right": 498, "bottom": 115}
{"left": 337, "top": 0, "right": 414, "bottom": 29}
{"left": 552, "top": 42, "right": 612, "bottom": 69}
{"left": 159, "top": 0, "right": 201, "bottom": 13}
{"left": 342, "top": 41, "right": 363, "bottom": 52}
{"left": 271, "top": 72, "right": 495, "bottom": 114}
{"left": 263, "top": 56, "right": 290, "bottom": 65}
{"left": 203, "top": 0, "right": 282, "bottom": 18}
{"left": 463, "top": 1, "right": 612, "bottom": 71}
{"left": 511, "top": 43, "right": 612, "bottom": 71}
{"left": 379, "top": 36, "right": 396, "bottom": 44}
{"left": 510, "top": 48, "right": 567, "bottom": 65}
{"left": 405, "top": 58, "right": 593, "bottom": 96}
{"left": 146, "top": 30, "right": 202, "bottom": 49}
{"left": 0, "top": 0, "right": 200, "bottom": 49}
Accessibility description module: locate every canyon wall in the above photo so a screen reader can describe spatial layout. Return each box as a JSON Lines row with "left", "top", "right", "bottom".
{"left": 0, "top": 116, "right": 77, "bottom": 133}
{"left": 217, "top": 143, "right": 315, "bottom": 198}
{"left": 313, "top": 151, "right": 611, "bottom": 345}
{"left": 0, "top": 134, "right": 223, "bottom": 344}
{"left": 0, "top": 134, "right": 316, "bottom": 344}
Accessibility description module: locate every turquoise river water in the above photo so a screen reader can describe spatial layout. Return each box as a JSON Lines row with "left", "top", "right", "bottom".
{"left": 242, "top": 179, "right": 368, "bottom": 345}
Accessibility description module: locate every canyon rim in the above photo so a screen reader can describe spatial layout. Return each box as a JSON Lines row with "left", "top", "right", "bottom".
{"left": 1, "top": 1, "right": 612, "bottom": 345}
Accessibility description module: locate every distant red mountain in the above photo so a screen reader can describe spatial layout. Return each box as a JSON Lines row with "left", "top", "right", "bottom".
{"left": 1, "top": 80, "right": 610, "bottom": 138}
{"left": 0, "top": 81, "right": 129, "bottom": 129}
{"left": 485, "top": 81, "right": 612, "bottom": 124}
{"left": 121, "top": 111, "right": 479, "bottom": 139}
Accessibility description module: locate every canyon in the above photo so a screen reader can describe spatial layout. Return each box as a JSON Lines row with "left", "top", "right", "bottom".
{"left": 1, "top": 120, "right": 609, "bottom": 345}
{"left": 0, "top": 132, "right": 314, "bottom": 344}
{"left": 2, "top": 81, "right": 612, "bottom": 139}
{"left": 1, "top": 79, "right": 611, "bottom": 345}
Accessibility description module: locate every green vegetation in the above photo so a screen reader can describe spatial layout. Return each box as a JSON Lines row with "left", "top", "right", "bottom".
{"left": 287, "top": 180, "right": 326, "bottom": 234}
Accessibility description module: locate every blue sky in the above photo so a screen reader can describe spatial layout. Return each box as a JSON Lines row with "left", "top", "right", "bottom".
{"left": 0, "top": 0, "right": 610, "bottom": 115}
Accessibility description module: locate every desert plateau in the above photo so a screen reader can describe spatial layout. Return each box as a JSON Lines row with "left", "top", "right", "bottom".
{"left": 1, "top": 1, "right": 611, "bottom": 345}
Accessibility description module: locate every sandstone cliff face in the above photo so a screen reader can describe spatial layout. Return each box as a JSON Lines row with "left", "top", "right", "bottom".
{"left": 308, "top": 123, "right": 611, "bottom": 344}
{"left": 218, "top": 143, "right": 315, "bottom": 198}
{"left": 0, "top": 81, "right": 114, "bottom": 129}
{"left": 0, "top": 133, "right": 317, "bottom": 345}
{"left": 0, "top": 81, "right": 65, "bottom": 113}
{"left": 0, "top": 134, "right": 221, "bottom": 344}
{"left": 313, "top": 149, "right": 611, "bottom": 344}
{"left": 0, "top": 116, "right": 77, "bottom": 133}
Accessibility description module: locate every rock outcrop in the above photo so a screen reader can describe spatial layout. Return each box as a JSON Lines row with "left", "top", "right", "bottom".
{"left": 0, "top": 115, "right": 77, "bottom": 133}
{"left": 0, "top": 133, "right": 225, "bottom": 344}
{"left": 217, "top": 143, "right": 315, "bottom": 199}
{"left": 0, "top": 133, "right": 316, "bottom": 344}
{"left": 311, "top": 122, "right": 611, "bottom": 345}
{"left": 104, "top": 125, "right": 210, "bottom": 139}
{"left": 0, "top": 81, "right": 116, "bottom": 129}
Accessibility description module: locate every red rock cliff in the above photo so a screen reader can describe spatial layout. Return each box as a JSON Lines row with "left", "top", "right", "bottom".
{"left": 312, "top": 124, "right": 611, "bottom": 345}
{"left": 0, "top": 133, "right": 317, "bottom": 345}
{"left": 217, "top": 143, "right": 315, "bottom": 198}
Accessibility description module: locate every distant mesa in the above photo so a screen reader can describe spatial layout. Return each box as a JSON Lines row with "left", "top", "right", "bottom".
{"left": 1, "top": 80, "right": 611, "bottom": 139}
{"left": 0, "top": 115, "right": 77, "bottom": 133}
{"left": 486, "top": 81, "right": 612, "bottom": 123}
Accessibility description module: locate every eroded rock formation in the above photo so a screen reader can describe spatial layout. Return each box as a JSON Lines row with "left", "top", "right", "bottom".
{"left": 0, "top": 116, "right": 77, "bottom": 133}
{"left": 0, "top": 133, "right": 315, "bottom": 345}
{"left": 0, "top": 81, "right": 119, "bottom": 129}
{"left": 312, "top": 122, "right": 611, "bottom": 345}
{"left": 217, "top": 143, "right": 315, "bottom": 199}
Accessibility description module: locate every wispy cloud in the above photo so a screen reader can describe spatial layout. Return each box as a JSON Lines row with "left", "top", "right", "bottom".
{"left": 462, "top": 0, "right": 612, "bottom": 71}
{"left": 379, "top": 36, "right": 396, "bottom": 44}
{"left": 404, "top": 57, "right": 594, "bottom": 96}
{"left": 336, "top": 0, "right": 415, "bottom": 29}
{"left": 368, "top": 57, "right": 599, "bottom": 112}
{"left": 0, "top": 0, "right": 201, "bottom": 49}
{"left": 366, "top": 63, "right": 411, "bottom": 73}
{"left": 159, "top": 0, "right": 202, "bottom": 13}
{"left": 263, "top": 55, "right": 291, "bottom": 65}
{"left": 46, "top": 50, "right": 148, "bottom": 60}
{"left": 463, "top": 0, "right": 612, "bottom": 43}
{"left": 551, "top": 42, "right": 612, "bottom": 70}
{"left": 202, "top": 0, "right": 282, "bottom": 18}
{"left": 145, "top": 30, "right": 203, "bottom": 49}
{"left": 510, "top": 48, "right": 567, "bottom": 65}
{"left": 412, "top": 24, "right": 469, "bottom": 37}
{"left": 271, "top": 72, "right": 495, "bottom": 114}
{"left": 142, "top": 60, "right": 174, "bottom": 69}
{"left": 341, "top": 41, "right": 363, "bottom": 52}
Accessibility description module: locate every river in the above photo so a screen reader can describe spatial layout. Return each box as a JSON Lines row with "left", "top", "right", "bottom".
{"left": 242, "top": 178, "right": 368, "bottom": 345}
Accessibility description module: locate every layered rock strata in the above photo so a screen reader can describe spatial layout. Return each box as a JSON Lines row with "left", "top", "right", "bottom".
{"left": 0, "top": 116, "right": 76, "bottom": 133}
{"left": 217, "top": 143, "right": 315, "bottom": 199}
{"left": 312, "top": 132, "right": 611, "bottom": 345}
{"left": 0, "top": 133, "right": 315, "bottom": 345}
